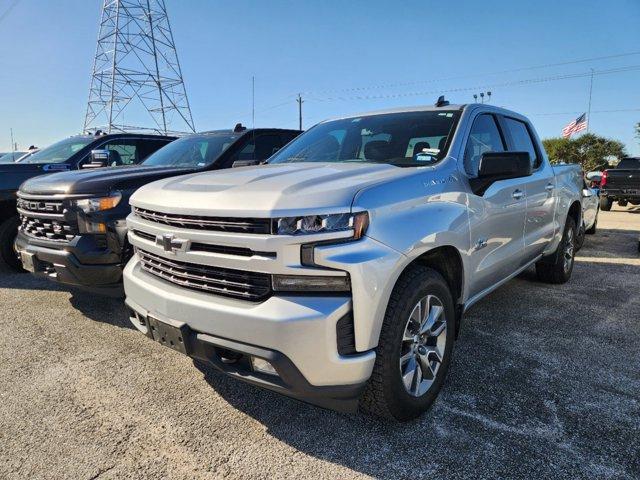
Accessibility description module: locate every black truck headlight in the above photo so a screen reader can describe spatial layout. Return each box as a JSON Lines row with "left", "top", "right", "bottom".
{"left": 274, "top": 211, "right": 369, "bottom": 238}
{"left": 272, "top": 274, "right": 351, "bottom": 292}
{"left": 74, "top": 192, "right": 122, "bottom": 213}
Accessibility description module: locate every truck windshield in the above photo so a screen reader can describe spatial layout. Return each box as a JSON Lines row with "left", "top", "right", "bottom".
{"left": 269, "top": 110, "right": 459, "bottom": 167}
{"left": 20, "top": 137, "right": 95, "bottom": 164}
{"left": 142, "top": 133, "right": 240, "bottom": 168}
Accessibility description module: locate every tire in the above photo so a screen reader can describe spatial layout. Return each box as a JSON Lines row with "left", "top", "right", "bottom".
{"left": 618, "top": 200, "right": 628, "bottom": 207}
{"left": 360, "top": 265, "right": 456, "bottom": 421}
{"left": 575, "top": 223, "right": 585, "bottom": 251}
{"left": 0, "top": 216, "right": 24, "bottom": 272}
{"left": 585, "top": 212, "right": 597, "bottom": 235}
{"left": 599, "top": 197, "right": 612, "bottom": 211}
{"left": 535, "top": 216, "right": 576, "bottom": 284}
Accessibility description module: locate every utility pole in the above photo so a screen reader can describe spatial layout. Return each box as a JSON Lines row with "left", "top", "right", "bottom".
{"left": 10, "top": 128, "right": 15, "bottom": 153}
{"left": 587, "top": 68, "right": 594, "bottom": 133}
{"left": 252, "top": 76, "right": 255, "bottom": 129}
{"left": 297, "top": 94, "right": 304, "bottom": 130}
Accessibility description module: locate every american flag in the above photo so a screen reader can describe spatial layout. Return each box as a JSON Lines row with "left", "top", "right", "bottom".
{"left": 562, "top": 113, "right": 588, "bottom": 138}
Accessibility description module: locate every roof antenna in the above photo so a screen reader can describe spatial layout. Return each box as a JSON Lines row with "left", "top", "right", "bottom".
{"left": 435, "top": 95, "right": 449, "bottom": 107}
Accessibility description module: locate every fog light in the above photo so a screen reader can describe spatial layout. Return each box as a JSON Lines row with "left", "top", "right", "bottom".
{"left": 251, "top": 357, "right": 278, "bottom": 376}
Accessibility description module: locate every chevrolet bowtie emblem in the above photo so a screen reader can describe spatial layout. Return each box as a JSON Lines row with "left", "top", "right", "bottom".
{"left": 156, "top": 233, "right": 186, "bottom": 253}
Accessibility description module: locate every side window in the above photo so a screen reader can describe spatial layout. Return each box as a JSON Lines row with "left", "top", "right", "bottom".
{"left": 136, "top": 139, "right": 172, "bottom": 161}
{"left": 102, "top": 139, "right": 139, "bottom": 166}
{"left": 463, "top": 114, "right": 505, "bottom": 177}
{"left": 254, "top": 135, "right": 284, "bottom": 160}
{"left": 503, "top": 118, "right": 539, "bottom": 169}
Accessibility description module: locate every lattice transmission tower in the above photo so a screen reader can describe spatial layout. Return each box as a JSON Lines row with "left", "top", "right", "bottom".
{"left": 84, "top": 0, "right": 195, "bottom": 134}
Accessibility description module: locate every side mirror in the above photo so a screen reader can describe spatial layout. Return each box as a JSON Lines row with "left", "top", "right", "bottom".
{"left": 83, "top": 149, "right": 110, "bottom": 169}
{"left": 232, "top": 159, "right": 262, "bottom": 168}
{"left": 470, "top": 151, "right": 532, "bottom": 195}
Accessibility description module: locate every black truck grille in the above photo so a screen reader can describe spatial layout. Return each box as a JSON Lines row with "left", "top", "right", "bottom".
{"left": 137, "top": 249, "right": 272, "bottom": 301}
{"left": 133, "top": 207, "right": 272, "bottom": 234}
{"left": 20, "top": 216, "right": 76, "bottom": 242}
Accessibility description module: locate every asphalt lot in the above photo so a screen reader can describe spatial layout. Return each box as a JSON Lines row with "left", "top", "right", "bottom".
{"left": 0, "top": 207, "right": 639, "bottom": 480}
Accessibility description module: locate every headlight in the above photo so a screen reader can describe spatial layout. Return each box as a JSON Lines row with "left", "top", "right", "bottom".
{"left": 74, "top": 192, "right": 122, "bottom": 213}
{"left": 275, "top": 211, "right": 369, "bottom": 239}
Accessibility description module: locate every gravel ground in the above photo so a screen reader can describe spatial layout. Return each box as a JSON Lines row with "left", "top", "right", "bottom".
{"left": 0, "top": 207, "right": 639, "bottom": 480}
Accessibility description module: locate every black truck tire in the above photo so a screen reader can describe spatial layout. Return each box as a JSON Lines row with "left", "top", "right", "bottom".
{"left": 535, "top": 216, "right": 576, "bottom": 284}
{"left": 599, "top": 197, "right": 613, "bottom": 211}
{"left": 360, "top": 265, "right": 455, "bottom": 421}
{"left": 0, "top": 216, "right": 24, "bottom": 272}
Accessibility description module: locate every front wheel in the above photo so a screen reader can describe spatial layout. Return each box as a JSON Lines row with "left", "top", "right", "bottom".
{"left": 360, "top": 265, "right": 455, "bottom": 421}
{"left": 535, "top": 216, "right": 576, "bottom": 284}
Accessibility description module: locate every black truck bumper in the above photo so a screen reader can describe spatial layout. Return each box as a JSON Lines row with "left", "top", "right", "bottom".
{"left": 15, "top": 231, "right": 124, "bottom": 296}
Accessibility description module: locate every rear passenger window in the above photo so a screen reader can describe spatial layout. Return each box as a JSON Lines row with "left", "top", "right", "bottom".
{"left": 503, "top": 118, "right": 539, "bottom": 169}
{"left": 463, "top": 114, "right": 505, "bottom": 177}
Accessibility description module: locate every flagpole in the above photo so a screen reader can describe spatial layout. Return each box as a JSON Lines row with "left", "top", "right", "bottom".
{"left": 586, "top": 68, "right": 594, "bottom": 133}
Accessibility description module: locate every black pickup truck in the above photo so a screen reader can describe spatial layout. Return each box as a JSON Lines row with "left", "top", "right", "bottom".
{"left": 0, "top": 133, "right": 175, "bottom": 270}
{"left": 15, "top": 127, "right": 300, "bottom": 294}
{"left": 599, "top": 157, "right": 640, "bottom": 211}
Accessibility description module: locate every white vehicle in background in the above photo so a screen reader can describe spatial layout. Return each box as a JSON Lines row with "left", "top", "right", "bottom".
{"left": 123, "top": 100, "right": 583, "bottom": 421}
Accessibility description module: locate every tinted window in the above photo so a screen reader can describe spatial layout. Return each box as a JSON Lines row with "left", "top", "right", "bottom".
{"left": 269, "top": 111, "right": 459, "bottom": 167}
{"left": 617, "top": 158, "right": 640, "bottom": 169}
{"left": 21, "top": 136, "right": 95, "bottom": 164}
{"left": 137, "top": 139, "right": 173, "bottom": 160}
{"left": 463, "top": 114, "right": 505, "bottom": 177}
{"left": 142, "top": 134, "right": 240, "bottom": 168}
{"left": 504, "top": 117, "right": 539, "bottom": 168}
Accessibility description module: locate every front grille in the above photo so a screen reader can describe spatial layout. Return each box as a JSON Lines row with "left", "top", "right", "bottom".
{"left": 137, "top": 248, "right": 272, "bottom": 301}
{"left": 133, "top": 207, "right": 271, "bottom": 234}
{"left": 20, "top": 216, "right": 76, "bottom": 242}
{"left": 16, "top": 197, "right": 64, "bottom": 214}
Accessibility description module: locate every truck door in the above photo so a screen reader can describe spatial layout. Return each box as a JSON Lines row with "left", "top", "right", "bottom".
{"left": 464, "top": 114, "right": 527, "bottom": 298}
{"left": 501, "top": 117, "right": 556, "bottom": 262}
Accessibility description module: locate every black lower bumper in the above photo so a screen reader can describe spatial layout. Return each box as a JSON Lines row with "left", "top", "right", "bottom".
{"left": 128, "top": 308, "right": 366, "bottom": 413}
{"left": 601, "top": 189, "right": 640, "bottom": 203}
{"left": 15, "top": 232, "right": 124, "bottom": 296}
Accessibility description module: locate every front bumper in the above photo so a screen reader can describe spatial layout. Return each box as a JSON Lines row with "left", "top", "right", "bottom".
{"left": 124, "top": 256, "right": 376, "bottom": 410}
{"left": 15, "top": 231, "right": 124, "bottom": 295}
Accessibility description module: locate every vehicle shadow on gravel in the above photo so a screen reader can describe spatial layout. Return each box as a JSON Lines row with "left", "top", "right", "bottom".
{"left": 0, "top": 267, "right": 132, "bottom": 329}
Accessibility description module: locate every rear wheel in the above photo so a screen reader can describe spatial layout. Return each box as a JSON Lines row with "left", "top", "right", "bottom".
{"left": 360, "top": 265, "right": 455, "bottom": 421}
{"left": 535, "top": 216, "right": 576, "bottom": 284}
{"left": 599, "top": 197, "right": 613, "bottom": 211}
{"left": 0, "top": 216, "right": 24, "bottom": 272}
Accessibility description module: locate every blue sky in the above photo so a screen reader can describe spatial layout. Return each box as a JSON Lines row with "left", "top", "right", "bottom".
{"left": 0, "top": 0, "right": 639, "bottom": 155}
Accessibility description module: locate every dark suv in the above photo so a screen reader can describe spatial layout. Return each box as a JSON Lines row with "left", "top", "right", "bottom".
{"left": 0, "top": 133, "right": 175, "bottom": 269}
{"left": 15, "top": 127, "right": 300, "bottom": 294}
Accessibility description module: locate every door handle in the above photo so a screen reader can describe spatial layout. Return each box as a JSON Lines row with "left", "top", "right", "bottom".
{"left": 545, "top": 183, "right": 554, "bottom": 192}
{"left": 512, "top": 189, "right": 525, "bottom": 200}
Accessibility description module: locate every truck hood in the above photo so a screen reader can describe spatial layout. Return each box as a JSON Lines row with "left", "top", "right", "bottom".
{"left": 19, "top": 165, "right": 194, "bottom": 196}
{"left": 130, "top": 162, "right": 415, "bottom": 217}
{"left": 0, "top": 162, "right": 71, "bottom": 198}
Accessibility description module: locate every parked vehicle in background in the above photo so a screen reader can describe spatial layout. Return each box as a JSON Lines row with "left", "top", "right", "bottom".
{"left": 576, "top": 179, "right": 599, "bottom": 250}
{"left": 0, "top": 133, "right": 175, "bottom": 270}
{"left": 15, "top": 127, "right": 300, "bottom": 294}
{"left": 0, "top": 152, "right": 28, "bottom": 163}
{"left": 123, "top": 102, "right": 583, "bottom": 420}
{"left": 599, "top": 157, "right": 640, "bottom": 210}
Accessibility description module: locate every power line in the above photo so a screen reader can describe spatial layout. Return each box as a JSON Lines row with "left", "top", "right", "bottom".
{"left": 300, "top": 50, "right": 640, "bottom": 96}
{"left": 309, "top": 65, "right": 640, "bottom": 103}
{"left": 530, "top": 108, "right": 640, "bottom": 116}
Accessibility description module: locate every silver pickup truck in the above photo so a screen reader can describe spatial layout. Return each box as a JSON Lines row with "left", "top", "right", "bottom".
{"left": 123, "top": 102, "right": 583, "bottom": 420}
